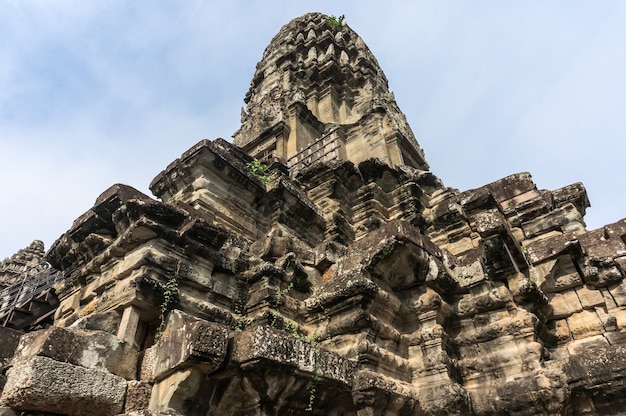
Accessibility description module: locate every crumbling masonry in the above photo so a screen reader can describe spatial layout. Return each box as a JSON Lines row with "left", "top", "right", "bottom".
{"left": 1, "top": 12, "right": 626, "bottom": 416}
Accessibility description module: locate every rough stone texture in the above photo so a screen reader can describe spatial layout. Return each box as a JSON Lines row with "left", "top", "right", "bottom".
{"left": 12, "top": 326, "right": 138, "bottom": 380}
{"left": 151, "top": 310, "right": 229, "bottom": 381}
{"left": 0, "top": 327, "right": 23, "bottom": 394}
{"left": 0, "top": 241, "right": 48, "bottom": 288}
{"left": 1, "top": 11, "right": 626, "bottom": 416}
{"left": 69, "top": 309, "right": 122, "bottom": 335}
{"left": 123, "top": 411, "right": 183, "bottom": 416}
{"left": 0, "top": 240, "right": 62, "bottom": 331}
{"left": 125, "top": 380, "right": 153, "bottom": 413}
{"left": 148, "top": 367, "right": 205, "bottom": 414}
{"left": 0, "top": 356, "right": 126, "bottom": 416}
{"left": 233, "top": 13, "right": 429, "bottom": 172}
{"left": 0, "top": 327, "right": 21, "bottom": 367}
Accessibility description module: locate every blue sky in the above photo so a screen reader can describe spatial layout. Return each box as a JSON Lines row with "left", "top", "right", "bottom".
{"left": 1, "top": 1, "right": 625, "bottom": 259}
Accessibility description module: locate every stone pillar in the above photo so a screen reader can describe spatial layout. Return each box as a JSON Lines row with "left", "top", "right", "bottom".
{"left": 117, "top": 305, "right": 142, "bottom": 349}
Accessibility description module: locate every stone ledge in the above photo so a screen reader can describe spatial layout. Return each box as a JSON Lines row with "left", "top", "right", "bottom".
{"left": 0, "top": 356, "right": 126, "bottom": 416}
{"left": 232, "top": 325, "right": 356, "bottom": 385}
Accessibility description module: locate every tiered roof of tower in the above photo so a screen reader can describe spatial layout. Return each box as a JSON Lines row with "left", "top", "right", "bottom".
{"left": 234, "top": 12, "right": 428, "bottom": 173}
{"left": 0, "top": 240, "right": 48, "bottom": 288}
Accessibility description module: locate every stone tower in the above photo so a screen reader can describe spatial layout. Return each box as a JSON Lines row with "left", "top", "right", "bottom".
{"left": 234, "top": 12, "right": 428, "bottom": 172}
{"left": 0, "top": 12, "right": 626, "bottom": 416}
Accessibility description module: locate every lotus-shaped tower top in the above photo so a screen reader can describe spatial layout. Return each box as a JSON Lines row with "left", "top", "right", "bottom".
{"left": 234, "top": 12, "right": 429, "bottom": 172}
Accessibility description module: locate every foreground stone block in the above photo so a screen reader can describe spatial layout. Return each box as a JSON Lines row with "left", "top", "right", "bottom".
{"left": 566, "top": 343, "right": 626, "bottom": 397}
{"left": 124, "top": 410, "right": 183, "bottom": 416}
{"left": 0, "top": 327, "right": 22, "bottom": 394}
{"left": 125, "top": 380, "right": 153, "bottom": 413}
{"left": 69, "top": 310, "right": 121, "bottom": 335}
{"left": 151, "top": 309, "right": 229, "bottom": 381}
{"left": 0, "top": 356, "right": 126, "bottom": 416}
{"left": 149, "top": 367, "right": 203, "bottom": 413}
{"left": 0, "top": 327, "right": 21, "bottom": 367}
{"left": 232, "top": 325, "right": 356, "bottom": 384}
{"left": 12, "top": 326, "right": 138, "bottom": 380}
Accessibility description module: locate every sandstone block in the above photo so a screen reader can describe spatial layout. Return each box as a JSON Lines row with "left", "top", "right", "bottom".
{"left": 507, "top": 272, "right": 543, "bottom": 304}
{"left": 0, "top": 356, "right": 126, "bottom": 416}
{"left": 492, "top": 177, "right": 538, "bottom": 205}
{"left": 124, "top": 411, "right": 183, "bottom": 416}
{"left": 149, "top": 367, "right": 203, "bottom": 413}
{"left": 595, "top": 307, "right": 617, "bottom": 332}
{"left": 151, "top": 310, "right": 228, "bottom": 381}
{"left": 578, "top": 257, "right": 623, "bottom": 287}
{"left": 566, "top": 343, "right": 626, "bottom": 393}
{"left": 493, "top": 368, "right": 568, "bottom": 415}
{"left": 125, "top": 380, "right": 153, "bottom": 413}
{"left": 69, "top": 310, "right": 121, "bottom": 335}
{"left": 567, "top": 334, "right": 610, "bottom": 356}
{"left": 551, "top": 182, "right": 589, "bottom": 214}
{"left": 567, "top": 310, "right": 604, "bottom": 339}
{"left": 578, "top": 228, "right": 626, "bottom": 258}
{"left": 55, "top": 291, "right": 80, "bottom": 321}
{"left": 525, "top": 232, "right": 579, "bottom": 264}
{"left": 232, "top": 325, "right": 355, "bottom": 384}
{"left": 416, "top": 380, "right": 470, "bottom": 415}
{"left": 616, "top": 255, "right": 626, "bottom": 270}
{"left": 140, "top": 347, "right": 157, "bottom": 381}
{"left": 12, "top": 326, "right": 138, "bottom": 380}
{"left": 575, "top": 285, "right": 605, "bottom": 309}
{"left": 472, "top": 209, "right": 505, "bottom": 236}
{"left": 444, "top": 236, "right": 474, "bottom": 256}
{"left": 546, "top": 290, "right": 583, "bottom": 319}
{"left": 546, "top": 271, "right": 583, "bottom": 293}
{"left": 0, "top": 327, "right": 22, "bottom": 368}
{"left": 455, "top": 285, "right": 512, "bottom": 318}
{"left": 521, "top": 203, "right": 582, "bottom": 239}
{"left": 552, "top": 319, "right": 572, "bottom": 343}
{"left": 455, "top": 260, "right": 487, "bottom": 288}
{"left": 538, "top": 255, "right": 583, "bottom": 293}
{"left": 612, "top": 308, "right": 626, "bottom": 330}
{"left": 609, "top": 280, "right": 626, "bottom": 307}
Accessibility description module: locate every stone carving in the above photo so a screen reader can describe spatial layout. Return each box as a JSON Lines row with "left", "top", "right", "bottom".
{"left": 0, "top": 11, "right": 625, "bottom": 416}
{"left": 0, "top": 241, "right": 61, "bottom": 330}
{"left": 0, "top": 241, "right": 51, "bottom": 289}
{"left": 234, "top": 13, "right": 428, "bottom": 173}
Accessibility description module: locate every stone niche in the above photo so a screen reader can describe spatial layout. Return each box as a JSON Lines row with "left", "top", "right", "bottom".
{"left": 0, "top": 11, "right": 626, "bottom": 416}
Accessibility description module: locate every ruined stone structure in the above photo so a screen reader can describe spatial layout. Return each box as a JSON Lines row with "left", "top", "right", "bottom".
{"left": 1, "top": 12, "right": 626, "bottom": 416}
{"left": 0, "top": 241, "right": 61, "bottom": 331}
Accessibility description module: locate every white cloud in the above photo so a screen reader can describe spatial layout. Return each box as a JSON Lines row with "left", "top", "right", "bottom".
{"left": 1, "top": 1, "right": 625, "bottom": 258}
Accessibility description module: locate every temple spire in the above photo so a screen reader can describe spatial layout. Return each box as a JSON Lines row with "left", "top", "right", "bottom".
{"left": 233, "top": 12, "right": 429, "bottom": 173}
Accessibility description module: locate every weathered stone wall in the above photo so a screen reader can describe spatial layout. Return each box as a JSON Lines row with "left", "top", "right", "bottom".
{"left": 1, "top": 12, "right": 625, "bottom": 416}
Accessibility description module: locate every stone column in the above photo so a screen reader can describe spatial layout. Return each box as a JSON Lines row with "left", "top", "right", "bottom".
{"left": 117, "top": 305, "right": 142, "bottom": 348}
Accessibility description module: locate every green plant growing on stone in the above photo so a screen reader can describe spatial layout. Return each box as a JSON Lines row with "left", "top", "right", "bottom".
{"left": 276, "top": 280, "right": 294, "bottom": 305}
{"left": 521, "top": 245, "right": 529, "bottom": 262}
{"left": 156, "top": 260, "right": 181, "bottom": 340}
{"left": 246, "top": 159, "right": 270, "bottom": 184}
{"left": 306, "top": 377, "right": 317, "bottom": 412}
{"left": 266, "top": 278, "right": 321, "bottom": 410}
{"left": 306, "top": 342, "right": 323, "bottom": 412}
{"left": 326, "top": 14, "right": 345, "bottom": 30}
{"left": 233, "top": 298, "right": 246, "bottom": 332}
{"left": 233, "top": 280, "right": 249, "bottom": 331}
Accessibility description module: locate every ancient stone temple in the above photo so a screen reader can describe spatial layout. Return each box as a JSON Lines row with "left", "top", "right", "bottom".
{"left": 1, "top": 12, "right": 626, "bottom": 416}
